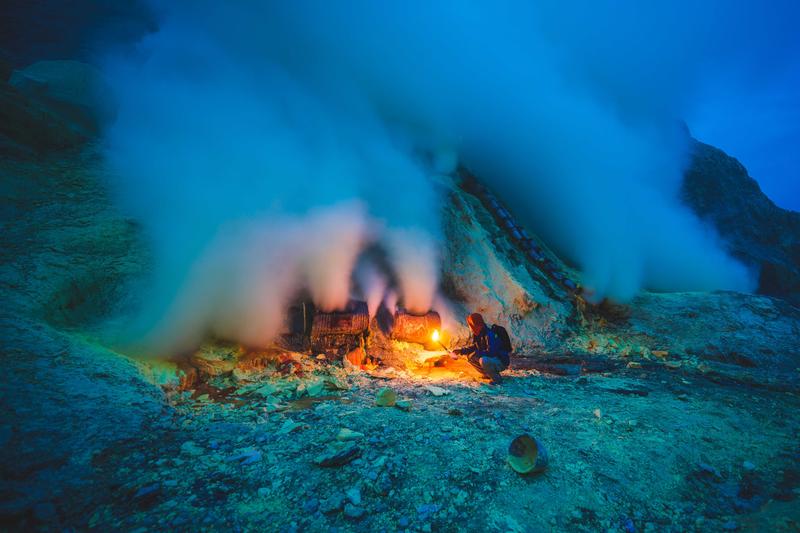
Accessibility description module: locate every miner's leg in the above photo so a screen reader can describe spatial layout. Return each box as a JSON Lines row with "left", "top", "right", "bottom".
{"left": 467, "top": 355, "right": 487, "bottom": 378}
{"left": 480, "top": 357, "right": 503, "bottom": 384}
{"left": 467, "top": 353, "right": 504, "bottom": 384}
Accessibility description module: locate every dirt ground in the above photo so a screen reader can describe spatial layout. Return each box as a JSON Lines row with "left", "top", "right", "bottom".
{"left": 53, "top": 352, "right": 800, "bottom": 533}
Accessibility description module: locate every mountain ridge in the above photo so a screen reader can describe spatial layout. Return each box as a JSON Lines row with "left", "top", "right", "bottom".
{"left": 682, "top": 138, "right": 800, "bottom": 306}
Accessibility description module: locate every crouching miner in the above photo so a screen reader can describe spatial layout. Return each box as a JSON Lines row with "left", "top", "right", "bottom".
{"left": 451, "top": 313, "right": 512, "bottom": 385}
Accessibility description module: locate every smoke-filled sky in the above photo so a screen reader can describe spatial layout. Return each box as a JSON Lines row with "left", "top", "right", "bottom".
{"left": 88, "top": 0, "right": 800, "bottom": 351}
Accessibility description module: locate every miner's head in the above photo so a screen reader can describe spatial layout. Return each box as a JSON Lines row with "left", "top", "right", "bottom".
{"left": 467, "top": 313, "right": 486, "bottom": 335}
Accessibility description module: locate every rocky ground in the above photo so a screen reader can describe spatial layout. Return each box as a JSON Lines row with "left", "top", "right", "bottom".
{"left": 5, "top": 346, "right": 799, "bottom": 532}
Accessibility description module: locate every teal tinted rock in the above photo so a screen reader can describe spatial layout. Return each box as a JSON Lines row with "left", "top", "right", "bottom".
{"left": 375, "top": 387, "right": 397, "bottom": 407}
{"left": 320, "top": 494, "right": 345, "bottom": 514}
{"left": 344, "top": 504, "right": 365, "bottom": 520}
{"left": 314, "top": 443, "right": 361, "bottom": 467}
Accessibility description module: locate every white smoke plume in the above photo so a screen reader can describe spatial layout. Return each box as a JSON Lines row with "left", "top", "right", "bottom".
{"left": 355, "top": 260, "right": 388, "bottom": 319}
{"left": 102, "top": 1, "right": 793, "bottom": 351}
{"left": 102, "top": 5, "right": 443, "bottom": 353}
{"left": 384, "top": 228, "right": 440, "bottom": 314}
{"left": 142, "top": 205, "right": 367, "bottom": 353}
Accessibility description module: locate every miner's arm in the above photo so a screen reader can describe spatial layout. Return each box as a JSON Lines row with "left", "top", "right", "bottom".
{"left": 452, "top": 344, "right": 475, "bottom": 356}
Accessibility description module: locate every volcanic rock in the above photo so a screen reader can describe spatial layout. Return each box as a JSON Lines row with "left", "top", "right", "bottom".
{"left": 180, "top": 441, "right": 204, "bottom": 456}
{"left": 395, "top": 399, "right": 413, "bottom": 411}
{"left": 314, "top": 442, "right": 362, "bottom": 467}
{"left": 344, "top": 503, "right": 365, "bottom": 519}
{"left": 302, "top": 498, "right": 319, "bottom": 513}
{"left": 346, "top": 487, "right": 362, "bottom": 505}
{"left": 320, "top": 494, "right": 346, "bottom": 514}
{"left": 682, "top": 139, "right": 800, "bottom": 305}
{"left": 336, "top": 428, "right": 365, "bottom": 441}
{"left": 375, "top": 387, "right": 397, "bottom": 407}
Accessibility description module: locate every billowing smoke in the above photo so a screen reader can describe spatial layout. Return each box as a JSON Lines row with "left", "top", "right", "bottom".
{"left": 235, "top": 1, "right": 760, "bottom": 301}
{"left": 103, "top": 5, "right": 443, "bottom": 353}
{"left": 103, "top": 1, "right": 790, "bottom": 351}
{"left": 141, "top": 205, "right": 367, "bottom": 352}
{"left": 354, "top": 260, "right": 388, "bottom": 319}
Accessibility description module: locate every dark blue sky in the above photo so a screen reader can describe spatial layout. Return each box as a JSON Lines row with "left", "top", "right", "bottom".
{"left": 690, "top": 58, "right": 800, "bottom": 211}
{"left": 684, "top": 0, "right": 800, "bottom": 212}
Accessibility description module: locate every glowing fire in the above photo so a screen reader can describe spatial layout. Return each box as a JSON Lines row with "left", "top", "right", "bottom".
{"left": 409, "top": 327, "right": 482, "bottom": 381}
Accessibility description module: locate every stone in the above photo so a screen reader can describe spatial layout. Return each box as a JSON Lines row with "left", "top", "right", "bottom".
{"left": 743, "top": 461, "right": 756, "bottom": 471}
{"left": 276, "top": 419, "right": 304, "bottom": 435}
{"left": 377, "top": 475, "right": 393, "bottom": 496}
{"left": 337, "top": 428, "right": 365, "bottom": 441}
{"left": 228, "top": 448, "right": 262, "bottom": 465}
{"left": 314, "top": 442, "right": 362, "bottom": 467}
{"left": 417, "top": 503, "right": 440, "bottom": 518}
{"left": 302, "top": 498, "right": 319, "bottom": 513}
{"left": 375, "top": 387, "right": 397, "bottom": 407}
{"left": 133, "top": 483, "right": 161, "bottom": 507}
{"left": 346, "top": 487, "right": 362, "bottom": 505}
{"left": 321, "top": 494, "right": 346, "bottom": 514}
{"left": 395, "top": 400, "right": 413, "bottom": 411}
{"left": 697, "top": 462, "right": 722, "bottom": 480}
{"left": 344, "top": 504, "right": 365, "bottom": 519}
{"left": 424, "top": 385, "right": 450, "bottom": 396}
{"left": 180, "top": 441, "right": 204, "bottom": 456}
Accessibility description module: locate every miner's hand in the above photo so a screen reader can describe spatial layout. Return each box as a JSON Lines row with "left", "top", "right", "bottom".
{"left": 449, "top": 352, "right": 459, "bottom": 360}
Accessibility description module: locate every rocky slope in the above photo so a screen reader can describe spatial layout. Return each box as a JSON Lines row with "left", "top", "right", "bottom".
{"left": 683, "top": 139, "right": 800, "bottom": 305}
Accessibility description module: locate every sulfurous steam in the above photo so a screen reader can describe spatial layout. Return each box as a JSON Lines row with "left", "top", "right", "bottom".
{"left": 103, "top": 1, "right": 793, "bottom": 351}
{"left": 103, "top": 6, "right": 443, "bottom": 353}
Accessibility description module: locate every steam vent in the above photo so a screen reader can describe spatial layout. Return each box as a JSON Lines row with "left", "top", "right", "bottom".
{"left": 2, "top": 2, "right": 800, "bottom": 532}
